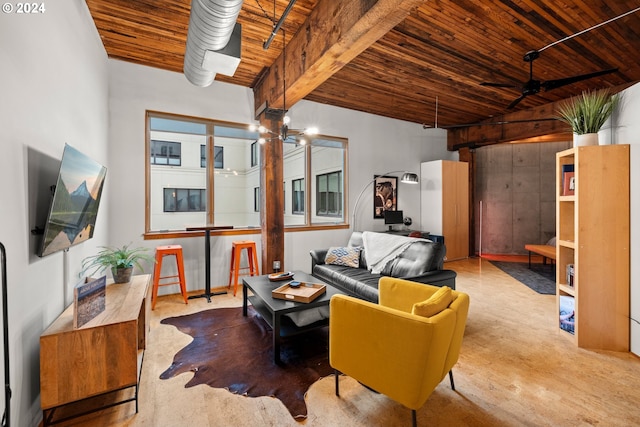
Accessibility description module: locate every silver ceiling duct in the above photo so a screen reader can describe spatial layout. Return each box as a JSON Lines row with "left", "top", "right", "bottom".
{"left": 184, "top": 0, "right": 244, "bottom": 87}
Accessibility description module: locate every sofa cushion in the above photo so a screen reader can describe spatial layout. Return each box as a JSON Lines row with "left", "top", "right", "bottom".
{"left": 347, "top": 232, "right": 367, "bottom": 269}
{"left": 312, "top": 264, "right": 381, "bottom": 303}
{"left": 325, "top": 246, "right": 361, "bottom": 268}
{"left": 386, "top": 241, "right": 445, "bottom": 276}
{"left": 412, "top": 286, "right": 454, "bottom": 318}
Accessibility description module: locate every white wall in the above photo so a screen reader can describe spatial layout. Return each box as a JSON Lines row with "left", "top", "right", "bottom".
{"left": 108, "top": 60, "right": 454, "bottom": 289}
{"left": 0, "top": 2, "right": 109, "bottom": 424}
{"left": 613, "top": 82, "right": 640, "bottom": 356}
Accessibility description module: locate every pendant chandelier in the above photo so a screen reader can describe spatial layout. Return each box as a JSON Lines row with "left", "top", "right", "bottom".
{"left": 249, "top": 14, "right": 318, "bottom": 145}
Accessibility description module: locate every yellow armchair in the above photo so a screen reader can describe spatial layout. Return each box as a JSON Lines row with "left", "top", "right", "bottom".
{"left": 329, "top": 277, "right": 470, "bottom": 426}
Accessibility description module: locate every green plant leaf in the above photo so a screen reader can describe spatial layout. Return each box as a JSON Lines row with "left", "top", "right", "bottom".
{"left": 555, "top": 89, "right": 620, "bottom": 135}
{"left": 81, "top": 243, "right": 156, "bottom": 278}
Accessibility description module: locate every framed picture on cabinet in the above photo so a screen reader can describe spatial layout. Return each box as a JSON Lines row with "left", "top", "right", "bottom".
{"left": 562, "top": 171, "right": 575, "bottom": 196}
{"left": 373, "top": 175, "right": 397, "bottom": 218}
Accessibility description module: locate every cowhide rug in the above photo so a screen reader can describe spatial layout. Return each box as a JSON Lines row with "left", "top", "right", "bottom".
{"left": 159, "top": 306, "right": 332, "bottom": 420}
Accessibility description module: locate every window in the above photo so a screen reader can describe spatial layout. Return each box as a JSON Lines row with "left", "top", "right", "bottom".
{"left": 201, "top": 145, "right": 224, "bottom": 168}
{"left": 283, "top": 137, "right": 346, "bottom": 226}
{"left": 151, "top": 140, "right": 181, "bottom": 166}
{"left": 316, "top": 171, "right": 342, "bottom": 217}
{"left": 214, "top": 146, "right": 223, "bottom": 169}
{"left": 147, "top": 112, "right": 260, "bottom": 231}
{"left": 163, "top": 188, "right": 206, "bottom": 212}
{"left": 254, "top": 187, "right": 260, "bottom": 212}
{"left": 292, "top": 178, "right": 304, "bottom": 214}
{"left": 250, "top": 141, "right": 258, "bottom": 167}
{"left": 146, "top": 111, "right": 347, "bottom": 233}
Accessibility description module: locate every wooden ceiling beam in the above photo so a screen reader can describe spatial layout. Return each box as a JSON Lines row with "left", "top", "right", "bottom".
{"left": 447, "top": 100, "right": 571, "bottom": 151}
{"left": 252, "top": 0, "right": 426, "bottom": 114}
{"left": 447, "top": 82, "right": 635, "bottom": 150}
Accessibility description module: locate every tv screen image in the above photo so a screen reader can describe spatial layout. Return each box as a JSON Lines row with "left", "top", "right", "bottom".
{"left": 39, "top": 144, "right": 107, "bottom": 257}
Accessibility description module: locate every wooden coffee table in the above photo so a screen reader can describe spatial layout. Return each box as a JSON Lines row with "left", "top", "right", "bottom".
{"left": 242, "top": 271, "right": 342, "bottom": 364}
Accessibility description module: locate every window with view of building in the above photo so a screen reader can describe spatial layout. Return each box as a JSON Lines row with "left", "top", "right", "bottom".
{"left": 316, "top": 171, "right": 342, "bottom": 217}
{"left": 254, "top": 187, "right": 260, "bottom": 212}
{"left": 163, "top": 188, "right": 206, "bottom": 212}
{"left": 214, "top": 146, "right": 223, "bottom": 169}
{"left": 151, "top": 140, "right": 181, "bottom": 166}
{"left": 250, "top": 141, "right": 258, "bottom": 167}
{"left": 292, "top": 178, "right": 304, "bottom": 214}
{"left": 201, "top": 145, "right": 224, "bottom": 169}
{"left": 146, "top": 111, "right": 347, "bottom": 234}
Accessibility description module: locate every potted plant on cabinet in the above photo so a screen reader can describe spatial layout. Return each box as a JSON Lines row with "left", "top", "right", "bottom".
{"left": 81, "top": 243, "right": 155, "bottom": 283}
{"left": 556, "top": 88, "right": 621, "bottom": 146}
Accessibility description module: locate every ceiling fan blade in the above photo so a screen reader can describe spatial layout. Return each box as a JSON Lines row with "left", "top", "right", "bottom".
{"left": 542, "top": 68, "right": 618, "bottom": 91}
{"left": 480, "top": 82, "right": 517, "bottom": 88}
{"left": 507, "top": 94, "right": 527, "bottom": 109}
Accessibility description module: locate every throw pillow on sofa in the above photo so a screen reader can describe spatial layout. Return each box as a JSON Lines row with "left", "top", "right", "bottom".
{"left": 325, "top": 246, "right": 361, "bottom": 268}
{"left": 412, "top": 286, "right": 454, "bottom": 318}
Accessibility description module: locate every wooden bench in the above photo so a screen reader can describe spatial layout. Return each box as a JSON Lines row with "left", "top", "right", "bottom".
{"left": 524, "top": 244, "right": 556, "bottom": 269}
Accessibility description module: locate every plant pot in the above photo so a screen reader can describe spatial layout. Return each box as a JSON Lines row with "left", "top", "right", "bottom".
{"left": 111, "top": 267, "right": 133, "bottom": 283}
{"left": 573, "top": 133, "right": 598, "bottom": 147}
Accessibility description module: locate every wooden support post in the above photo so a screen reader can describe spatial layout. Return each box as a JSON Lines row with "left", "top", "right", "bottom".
{"left": 259, "top": 116, "right": 285, "bottom": 274}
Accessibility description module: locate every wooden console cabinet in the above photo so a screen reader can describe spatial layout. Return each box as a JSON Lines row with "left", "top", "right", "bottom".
{"left": 556, "top": 146, "right": 629, "bottom": 351}
{"left": 40, "top": 274, "right": 151, "bottom": 425}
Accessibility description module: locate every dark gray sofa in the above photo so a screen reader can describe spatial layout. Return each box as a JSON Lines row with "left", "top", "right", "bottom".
{"left": 310, "top": 231, "right": 456, "bottom": 303}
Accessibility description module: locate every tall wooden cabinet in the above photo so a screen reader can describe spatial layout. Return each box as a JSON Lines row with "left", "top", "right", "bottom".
{"left": 420, "top": 160, "right": 469, "bottom": 261}
{"left": 556, "top": 146, "right": 629, "bottom": 351}
{"left": 40, "top": 274, "right": 151, "bottom": 425}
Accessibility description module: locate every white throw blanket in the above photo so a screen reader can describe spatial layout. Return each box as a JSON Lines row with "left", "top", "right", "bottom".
{"left": 362, "top": 231, "right": 416, "bottom": 274}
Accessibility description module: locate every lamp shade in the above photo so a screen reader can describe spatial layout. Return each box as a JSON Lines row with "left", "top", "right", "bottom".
{"left": 401, "top": 172, "right": 419, "bottom": 184}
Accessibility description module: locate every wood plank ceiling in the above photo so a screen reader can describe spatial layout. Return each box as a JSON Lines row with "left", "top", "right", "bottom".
{"left": 86, "top": 0, "right": 640, "bottom": 132}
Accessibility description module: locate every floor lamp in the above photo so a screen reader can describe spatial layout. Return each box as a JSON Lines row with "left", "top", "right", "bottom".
{"left": 352, "top": 171, "right": 419, "bottom": 232}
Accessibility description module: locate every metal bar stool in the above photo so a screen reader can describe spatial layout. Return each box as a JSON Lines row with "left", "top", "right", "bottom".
{"left": 152, "top": 245, "right": 188, "bottom": 310}
{"left": 228, "top": 240, "right": 259, "bottom": 296}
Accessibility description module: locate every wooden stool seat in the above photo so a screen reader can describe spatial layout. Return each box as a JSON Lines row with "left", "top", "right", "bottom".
{"left": 152, "top": 245, "right": 188, "bottom": 310}
{"left": 228, "top": 240, "right": 259, "bottom": 296}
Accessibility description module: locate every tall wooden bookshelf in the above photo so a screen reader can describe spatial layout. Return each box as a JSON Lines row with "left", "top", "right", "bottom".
{"left": 556, "top": 145, "right": 630, "bottom": 351}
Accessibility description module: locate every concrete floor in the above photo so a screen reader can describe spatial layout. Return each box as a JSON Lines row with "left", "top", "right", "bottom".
{"left": 51, "top": 257, "right": 640, "bottom": 426}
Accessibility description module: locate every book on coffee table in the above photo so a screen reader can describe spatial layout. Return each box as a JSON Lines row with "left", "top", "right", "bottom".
{"left": 272, "top": 281, "right": 326, "bottom": 303}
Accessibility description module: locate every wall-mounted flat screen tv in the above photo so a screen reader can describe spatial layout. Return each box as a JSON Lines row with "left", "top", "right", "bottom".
{"left": 38, "top": 144, "right": 107, "bottom": 257}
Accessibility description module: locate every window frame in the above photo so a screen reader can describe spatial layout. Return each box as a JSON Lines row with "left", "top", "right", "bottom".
{"left": 145, "top": 110, "right": 349, "bottom": 238}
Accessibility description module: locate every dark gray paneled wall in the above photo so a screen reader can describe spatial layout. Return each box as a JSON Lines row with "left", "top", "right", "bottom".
{"left": 474, "top": 141, "right": 572, "bottom": 255}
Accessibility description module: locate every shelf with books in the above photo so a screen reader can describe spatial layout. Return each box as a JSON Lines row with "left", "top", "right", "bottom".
{"left": 555, "top": 145, "right": 630, "bottom": 351}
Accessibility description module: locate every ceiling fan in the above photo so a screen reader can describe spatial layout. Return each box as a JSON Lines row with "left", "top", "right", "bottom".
{"left": 478, "top": 6, "right": 640, "bottom": 109}
{"left": 480, "top": 49, "right": 618, "bottom": 109}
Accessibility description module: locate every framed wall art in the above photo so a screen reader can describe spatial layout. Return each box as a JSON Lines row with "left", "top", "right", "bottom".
{"left": 373, "top": 175, "right": 397, "bottom": 218}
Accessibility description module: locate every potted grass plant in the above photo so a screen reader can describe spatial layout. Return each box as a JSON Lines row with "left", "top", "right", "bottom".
{"left": 81, "top": 243, "right": 155, "bottom": 283}
{"left": 556, "top": 88, "right": 621, "bottom": 146}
